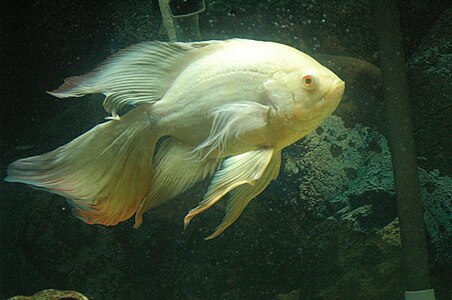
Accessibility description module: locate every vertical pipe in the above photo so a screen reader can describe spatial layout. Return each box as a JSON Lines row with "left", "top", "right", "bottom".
{"left": 373, "top": 0, "right": 435, "bottom": 299}
{"left": 159, "top": 0, "right": 177, "bottom": 41}
{"left": 158, "top": 0, "right": 205, "bottom": 42}
{"left": 170, "top": 0, "right": 205, "bottom": 42}
{"left": 172, "top": 14, "right": 202, "bottom": 42}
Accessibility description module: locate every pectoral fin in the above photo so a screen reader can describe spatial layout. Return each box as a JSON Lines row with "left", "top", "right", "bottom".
{"left": 205, "top": 151, "right": 281, "bottom": 239}
{"left": 190, "top": 102, "right": 269, "bottom": 160}
{"left": 184, "top": 148, "right": 275, "bottom": 229}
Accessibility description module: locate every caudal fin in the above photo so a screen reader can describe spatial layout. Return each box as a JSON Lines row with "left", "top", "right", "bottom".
{"left": 6, "top": 104, "right": 159, "bottom": 226}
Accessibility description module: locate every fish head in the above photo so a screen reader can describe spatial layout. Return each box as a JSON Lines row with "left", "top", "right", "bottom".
{"left": 286, "top": 64, "right": 344, "bottom": 112}
{"left": 268, "top": 59, "right": 345, "bottom": 132}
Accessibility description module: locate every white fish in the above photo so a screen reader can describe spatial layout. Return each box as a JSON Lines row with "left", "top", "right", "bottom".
{"left": 6, "top": 39, "right": 344, "bottom": 239}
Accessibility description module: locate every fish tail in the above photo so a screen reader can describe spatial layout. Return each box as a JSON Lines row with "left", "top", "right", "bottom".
{"left": 5, "top": 104, "right": 161, "bottom": 226}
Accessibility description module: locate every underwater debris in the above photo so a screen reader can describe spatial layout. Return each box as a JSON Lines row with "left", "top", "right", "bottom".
{"left": 275, "top": 289, "right": 300, "bottom": 300}
{"left": 8, "top": 289, "right": 89, "bottom": 300}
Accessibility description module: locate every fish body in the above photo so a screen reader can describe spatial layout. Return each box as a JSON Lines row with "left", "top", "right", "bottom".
{"left": 155, "top": 40, "right": 342, "bottom": 153}
{"left": 6, "top": 39, "right": 344, "bottom": 239}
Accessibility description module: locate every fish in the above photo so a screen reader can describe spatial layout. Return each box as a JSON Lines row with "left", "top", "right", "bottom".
{"left": 5, "top": 39, "right": 345, "bottom": 239}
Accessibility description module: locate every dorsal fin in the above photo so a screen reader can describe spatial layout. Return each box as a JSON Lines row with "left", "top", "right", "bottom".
{"left": 48, "top": 41, "right": 221, "bottom": 116}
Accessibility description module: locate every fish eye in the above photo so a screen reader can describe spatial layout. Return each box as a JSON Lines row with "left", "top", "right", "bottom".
{"left": 302, "top": 75, "right": 315, "bottom": 89}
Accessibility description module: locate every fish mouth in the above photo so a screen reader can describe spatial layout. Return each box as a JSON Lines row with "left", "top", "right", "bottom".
{"left": 325, "top": 80, "right": 345, "bottom": 102}
{"left": 307, "top": 79, "right": 345, "bottom": 113}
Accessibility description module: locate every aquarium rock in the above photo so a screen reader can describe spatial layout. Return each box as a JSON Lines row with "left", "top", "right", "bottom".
{"left": 407, "top": 7, "right": 452, "bottom": 175}
{"left": 282, "top": 115, "right": 451, "bottom": 264}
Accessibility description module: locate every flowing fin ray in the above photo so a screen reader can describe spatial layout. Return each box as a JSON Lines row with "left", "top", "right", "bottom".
{"left": 6, "top": 104, "right": 159, "bottom": 226}
{"left": 206, "top": 151, "right": 281, "bottom": 239}
{"left": 184, "top": 148, "right": 274, "bottom": 227}
{"left": 48, "top": 41, "right": 222, "bottom": 117}
{"left": 134, "top": 138, "right": 217, "bottom": 227}
{"left": 190, "top": 101, "right": 269, "bottom": 160}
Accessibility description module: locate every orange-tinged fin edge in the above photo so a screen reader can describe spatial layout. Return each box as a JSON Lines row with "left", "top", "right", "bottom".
{"left": 205, "top": 151, "right": 281, "bottom": 240}
{"left": 184, "top": 148, "right": 274, "bottom": 232}
{"left": 5, "top": 104, "right": 160, "bottom": 226}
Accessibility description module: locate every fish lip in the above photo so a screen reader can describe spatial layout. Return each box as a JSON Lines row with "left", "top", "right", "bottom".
{"left": 325, "top": 80, "right": 345, "bottom": 101}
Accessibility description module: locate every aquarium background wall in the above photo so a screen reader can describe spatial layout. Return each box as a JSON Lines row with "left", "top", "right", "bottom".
{"left": 0, "top": 0, "right": 450, "bottom": 299}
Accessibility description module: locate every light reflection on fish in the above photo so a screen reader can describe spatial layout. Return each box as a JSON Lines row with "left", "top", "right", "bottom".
{"left": 6, "top": 39, "right": 344, "bottom": 239}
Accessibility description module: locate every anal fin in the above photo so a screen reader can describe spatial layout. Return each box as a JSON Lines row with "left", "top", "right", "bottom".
{"left": 206, "top": 151, "right": 281, "bottom": 239}
{"left": 134, "top": 138, "right": 217, "bottom": 227}
{"left": 184, "top": 148, "right": 275, "bottom": 231}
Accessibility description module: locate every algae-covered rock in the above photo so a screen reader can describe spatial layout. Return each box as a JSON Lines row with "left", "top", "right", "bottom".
{"left": 407, "top": 7, "right": 452, "bottom": 175}
{"left": 8, "top": 289, "right": 89, "bottom": 300}
{"left": 277, "top": 114, "right": 451, "bottom": 297}
{"left": 283, "top": 116, "right": 395, "bottom": 223}
{"left": 301, "top": 218, "right": 403, "bottom": 299}
{"left": 419, "top": 169, "right": 452, "bottom": 266}
{"left": 282, "top": 115, "right": 451, "bottom": 265}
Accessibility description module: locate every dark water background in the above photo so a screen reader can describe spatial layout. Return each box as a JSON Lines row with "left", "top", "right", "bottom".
{"left": 1, "top": 0, "right": 450, "bottom": 299}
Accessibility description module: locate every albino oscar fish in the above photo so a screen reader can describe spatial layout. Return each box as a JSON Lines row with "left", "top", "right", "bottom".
{"left": 6, "top": 39, "right": 345, "bottom": 239}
